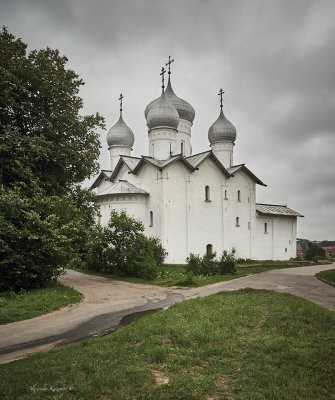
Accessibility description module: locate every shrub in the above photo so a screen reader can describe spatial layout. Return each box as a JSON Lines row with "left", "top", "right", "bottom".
{"left": 305, "top": 243, "right": 326, "bottom": 260}
{"left": 149, "top": 236, "right": 168, "bottom": 266}
{"left": 218, "top": 248, "right": 237, "bottom": 274}
{"left": 84, "top": 210, "right": 158, "bottom": 280}
{"left": 186, "top": 249, "right": 236, "bottom": 276}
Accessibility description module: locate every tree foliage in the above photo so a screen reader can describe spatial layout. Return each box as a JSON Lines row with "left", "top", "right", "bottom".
{"left": 305, "top": 243, "right": 326, "bottom": 260}
{"left": 84, "top": 210, "right": 158, "bottom": 280}
{"left": 149, "top": 236, "right": 168, "bottom": 266}
{"left": 0, "top": 27, "right": 104, "bottom": 291}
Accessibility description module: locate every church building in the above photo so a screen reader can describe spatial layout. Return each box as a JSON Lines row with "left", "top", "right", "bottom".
{"left": 92, "top": 59, "right": 303, "bottom": 263}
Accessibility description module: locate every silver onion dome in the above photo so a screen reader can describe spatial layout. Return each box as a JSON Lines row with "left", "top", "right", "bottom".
{"left": 107, "top": 114, "right": 134, "bottom": 148}
{"left": 146, "top": 92, "right": 179, "bottom": 130}
{"left": 208, "top": 110, "right": 236, "bottom": 144}
{"left": 164, "top": 78, "right": 195, "bottom": 123}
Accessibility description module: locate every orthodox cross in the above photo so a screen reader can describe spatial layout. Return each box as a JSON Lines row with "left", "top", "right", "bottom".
{"left": 119, "top": 93, "right": 124, "bottom": 113}
{"left": 218, "top": 88, "right": 224, "bottom": 110}
{"left": 166, "top": 56, "right": 174, "bottom": 75}
{"left": 160, "top": 67, "right": 166, "bottom": 91}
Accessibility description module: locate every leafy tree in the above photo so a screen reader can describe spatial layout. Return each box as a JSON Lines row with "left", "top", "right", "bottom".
{"left": 305, "top": 243, "right": 326, "bottom": 260}
{"left": 0, "top": 27, "right": 104, "bottom": 291}
{"left": 84, "top": 210, "right": 158, "bottom": 280}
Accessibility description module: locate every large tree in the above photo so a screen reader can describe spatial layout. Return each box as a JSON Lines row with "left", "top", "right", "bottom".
{"left": 0, "top": 27, "right": 104, "bottom": 291}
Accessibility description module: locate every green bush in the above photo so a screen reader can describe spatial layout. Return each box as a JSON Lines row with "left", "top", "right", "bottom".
{"left": 218, "top": 248, "right": 237, "bottom": 274}
{"left": 84, "top": 210, "right": 158, "bottom": 280}
{"left": 305, "top": 243, "right": 326, "bottom": 260}
{"left": 186, "top": 249, "right": 236, "bottom": 276}
{"left": 149, "top": 236, "right": 168, "bottom": 266}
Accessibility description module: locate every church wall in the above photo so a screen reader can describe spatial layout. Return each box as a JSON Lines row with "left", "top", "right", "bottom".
{"left": 255, "top": 215, "right": 297, "bottom": 260}
{"left": 223, "top": 171, "right": 256, "bottom": 259}
{"left": 96, "top": 195, "right": 147, "bottom": 227}
{"left": 187, "top": 159, "right": 225, "bottom": 259}
{"left": 155, "top": 162, "right": 189, "bottom": 264}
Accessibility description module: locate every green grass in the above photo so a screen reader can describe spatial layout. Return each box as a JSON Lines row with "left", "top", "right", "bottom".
{"left": 75, "top": 262, "right": 304, "bottom": 287}
{"left": 1, "top": 290, "right": 334, "bottom": 399}
{"left": 316, "top": 268, "right": 335, "bottom": 288}
{"left": 0, "top": 283, "right": 82, "bottom": 324}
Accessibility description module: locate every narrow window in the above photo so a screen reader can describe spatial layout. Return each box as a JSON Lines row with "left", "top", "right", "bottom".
{"left": 181, "top": 141, "right": 184, "bottom": 155}
{"left": 224, "top": 189, "right": 228, "bottom": 200}
{"left": 285, "top": 248, "right": 287, "bottom": 253}
{"left": 206, "top": 244, "right": 213, "bottom": 254}
{"left": 205, "top": 185, "right": 210, "bottom": 201}
{"left": 264, "top": 222, "right": 268, "bottom": 234}
{"left": 152, "top": 143, "right": 154, "bottom": 157}
{"left": 248, "top": 221, "right": 250, "bottom": 230}
{"left": 238, "top": 190, "right": 241, "bottom": 202}
{"left": 236, "top": 217, "right": 240, "bottom": 227}
{"left": 248, "top": 197, "right": 250, "bottom": 203}
{"left": 149, "top": 211, "right": 153, "bottom": 227}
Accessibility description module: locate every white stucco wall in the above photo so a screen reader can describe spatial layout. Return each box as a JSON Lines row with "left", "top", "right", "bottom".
{"left": 95, "top": 155, "right": 298, "bottom": 263}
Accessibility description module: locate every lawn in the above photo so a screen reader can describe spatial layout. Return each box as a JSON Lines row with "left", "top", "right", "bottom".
{"left": 316, "top": 268, "right": 335, "bottom": 288}
{"left": 75, "top": 261, "right": 306, "bottom": 287}
{"left": 0, "top": 290, "right": 334, "bottom": 399}
{"left": 0, "top": 283, "right": 82, "bottom": 324}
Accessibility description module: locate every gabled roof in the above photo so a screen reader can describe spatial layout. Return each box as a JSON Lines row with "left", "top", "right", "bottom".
{"left": 96, "top": 180, "right": 148, "bottom": 197}
{"left": 227, "top": 164, "right": 267, "bottom": 187}
{"left": 90, "top": 170, "right": 113, "bottom": 189}
{"left": 186, "top": 151, "right": 230, "bottom": 178}
{"left": 132, "top": 154, "right": 196, "bottom": 175}
{"left": 256, "top": 203, "right": 303, "bottom": 217}
{"left": 110, "top": 155, "right": 141, "bottom": 182}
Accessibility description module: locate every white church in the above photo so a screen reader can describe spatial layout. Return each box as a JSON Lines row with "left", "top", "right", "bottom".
{"left": 92, "top": 60, "right": 302, "bottom": 263}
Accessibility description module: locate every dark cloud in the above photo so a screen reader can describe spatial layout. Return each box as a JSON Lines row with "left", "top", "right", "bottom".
{"left": 1, "top": 0, "right": 334, "bottom": 240}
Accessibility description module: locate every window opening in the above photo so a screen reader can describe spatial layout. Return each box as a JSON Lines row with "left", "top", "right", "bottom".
{"left": 248, "top": 222, "right": 250, "bottom": 230}
{"left": 264, "top": 222, "right": 268, "bottom": 234}
{"left": 181, "top": 141, "right": 184, "bottom": 155}
{"left": 238, "top": 190, "right": 241, "bottom": 202}
{"left": 236, "top": 217, "right": 240, "bottom": 227}
{"left": 206, "top": 244, "right": 213, "bottom": 254}
{"left": 149, "top": 211, "right": 153, "bottom": 227}
{"left": 205, "top": 185, "right": 210, "bottom": 201}
{"left": 224, "top": 189, "right": 228, "bottom": 200}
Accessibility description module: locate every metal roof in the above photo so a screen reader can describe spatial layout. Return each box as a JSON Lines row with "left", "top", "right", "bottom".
{"left": 256, "top": 203, "right": 303, "bottom": 217}
{"left": 186, "top": 151, "right": 212, "bottom": 168}
{"left": 228, "top": 164, "right": 266, "bottom": 187}
{"left": 96, "top": 180, "right": 148, "bottom": 197}
{"left": 121, "top": 156, "right": 141, "bottom": 171}
{"left": 90, "top": 170, "right": 113, "bottom": 189}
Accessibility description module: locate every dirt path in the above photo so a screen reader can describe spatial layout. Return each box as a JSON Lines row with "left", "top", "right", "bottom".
{"left": 0, "top": 264, "right": 334, "bottom": 364}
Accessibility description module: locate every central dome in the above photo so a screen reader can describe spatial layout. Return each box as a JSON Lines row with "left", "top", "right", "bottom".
{"left": 146, "top": 92, "right": 179, "bottom": 130}
{"left": 164, "top": 78, "right": 195, "bottom": 123}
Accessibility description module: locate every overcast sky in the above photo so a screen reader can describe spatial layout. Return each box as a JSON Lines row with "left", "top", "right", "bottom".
{"left": 1, "top": 0, "right": 334, "bottom": 241}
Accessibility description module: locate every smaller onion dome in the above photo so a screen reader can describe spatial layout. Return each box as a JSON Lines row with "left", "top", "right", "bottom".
{"left": 165, "top": 78, "right": 195, "bottom": 123}
{"left": 208, "top": 110, "right": 236, "bottom": 144}
{"left": 146, "top": 92, "right": 179, "bottom": 130}
{"left": 107, "top": 113, "right": 134, "bottom": 148}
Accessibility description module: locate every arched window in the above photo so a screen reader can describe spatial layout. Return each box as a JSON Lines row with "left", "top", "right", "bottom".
{"left": 264, "top": 222, "right": 267, "bottom": 233}
{"left": 224, "top": 189, "right": 228, "bottom": 200}
{"left": 206, "top": 244, "right": 213, "bottom": 254}
{"left": 205, "top": 185, "right": 210, "bottom": 201}
{"left": 236, "top": 217, "right": 240, "bottom": 227}
{"left": 248, "top": 221, "right": 250, "bottom": 230}
{"left": 149, "top": 211, "right": 153, "bottom": 227}
{"left": 181, "top": 141, "right": 184, "bottom": 155}
{"left": 237, "top": 190, "right": 241, "bottom": 202}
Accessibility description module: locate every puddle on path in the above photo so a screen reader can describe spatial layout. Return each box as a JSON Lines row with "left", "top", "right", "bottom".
{"left": 102, "top": 308, "right": 162, "bottom": 336}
